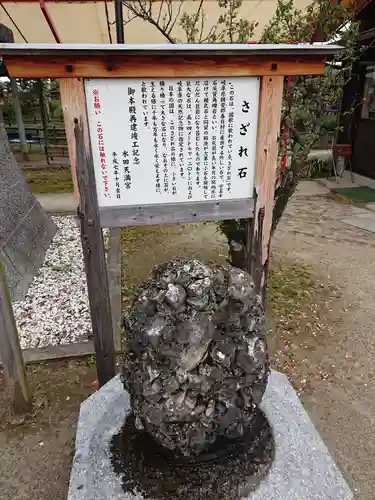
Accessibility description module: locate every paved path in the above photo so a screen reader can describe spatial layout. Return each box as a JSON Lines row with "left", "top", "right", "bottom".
{"left": 36, "top": 192, "right": 76, "bottom": 214}
{"left": 318, "top": 176, "right": 360, "bottom": 190}
{"left": 35, "top": 181, "right": 329, "bottom": 215}
{"left": 36, "top": 182, "right": 375, "bottom": 238}
{"left": 294, "top": 180, "right": 330, "bottom": 197}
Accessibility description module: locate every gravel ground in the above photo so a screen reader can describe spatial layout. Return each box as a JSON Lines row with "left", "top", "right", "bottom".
{"left": 13, "top": 216, "right": 92, "bottom": 349}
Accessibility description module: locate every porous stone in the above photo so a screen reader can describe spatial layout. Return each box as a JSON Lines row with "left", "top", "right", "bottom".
{"left": 68, "top": 371, "right": 353, "bottom": 500}
{"left": 122, "top": 258, "right": 269, "bottom": 458}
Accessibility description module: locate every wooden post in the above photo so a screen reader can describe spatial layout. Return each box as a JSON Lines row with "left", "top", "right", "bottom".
{"left": 0, "top": 260, "right": 30, "bottom": 413}
{"left": 61, "top": 79, "right": 122, "bottom": 354}
{"left": 247, "top": 75, "right": 284, "bottom": 303}
{"left": 69, "top": 77, "right": 115, "bottom": 386}
{"left": 60, "top": 79, "right": 80, "bottom": 199}
{"left": 107, "top": 228, "right": 122, "bottom": 351}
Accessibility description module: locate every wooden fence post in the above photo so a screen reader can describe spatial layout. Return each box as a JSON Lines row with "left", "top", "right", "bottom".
{"left": 74, "top": 115, "right": 116, "bottom": 386}
{"left": 0, "top": 260, "right": 30, "bottom": 413}
{"left": 247, "top": 75, "right": 284, "bottom": 303}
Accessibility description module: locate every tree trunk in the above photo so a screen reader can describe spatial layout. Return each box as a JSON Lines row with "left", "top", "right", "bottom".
{"left": 38, "top": 80, "right": 50, "bottom": 164}
{"left": 11, "top": 79, "right": 29, "bottom": 162}
{"left": 226, "top": 175, "right": 298, "bottom": 271}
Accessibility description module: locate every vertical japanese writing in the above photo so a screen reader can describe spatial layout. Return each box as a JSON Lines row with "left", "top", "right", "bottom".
{"left": 186, "top": 80, "right": 193, "bottom": 199}
{"left": 92, "top": 88, "right": 110, "bottom": 198}
{"left": 88, "top": 77, "right": 257, "bottom": 208}
{"left": 203, "top": 80, "right": 209, "bottom": 199}
{"left": 238, "top": 97, "right": 250, "bottom": 180}
{"left": 177, "top": 80, "right": 184, "bottom": 179}
{"left": 141, "top": 81, "right": 149, "bottom": 128}
{"left": 151, "top": 81, "right": 161, "bottom": 193}
{"left": 128, "top": 87, "right": 140, "bottom": 169}
{"left": 194, "top": 80, "right": 201, "bottom": 187}
{"left": 226, "top": 82, "right": 235, "bottom": 193}
{"left": 112, "top": 152, "right": 120, "bottom": 199}
{"left": 219, "top": 80, "right": 226, "bottom": 199}
{"left": 122, "top": 150, "right": 131, "bottom": 190}
{"left": 93, "top": 89, "right": 101, "bottom": 116}
{"left": 169, "top": 84, "right": 177, "bottom": 195}
{"left": 211, "top": 80, "right": 218, "bottom": 199}
{"left": 160, "top": 81, "right": 169, "bottom": 194}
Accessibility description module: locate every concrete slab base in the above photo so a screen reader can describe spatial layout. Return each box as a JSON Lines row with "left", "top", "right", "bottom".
{"left": 68, "top": 371, "right": 353, "bottom": 500}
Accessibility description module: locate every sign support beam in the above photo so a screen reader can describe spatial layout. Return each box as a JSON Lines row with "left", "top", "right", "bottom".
{"left": 71, "top": 78, "right": 115, "bottom": 386}
{"left": 60, "top": 78, "right": 80, "bottom": 198}
{"left": 248, "top": 75, "right": 284, "bottom": 303}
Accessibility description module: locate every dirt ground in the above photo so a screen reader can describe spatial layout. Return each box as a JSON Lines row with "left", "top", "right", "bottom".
{"left": 272, "top": 193, "right": 375, "bottom": 500}
{"left": 1, "top": 189, "right": 374, "bottom": 500}
{"left": 0, "top": 360, "right": 97, "bottom": 500}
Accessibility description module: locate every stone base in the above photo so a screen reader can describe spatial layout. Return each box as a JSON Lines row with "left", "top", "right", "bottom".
{"left": 68, "top": 371, "right": 353, "bottom": 500}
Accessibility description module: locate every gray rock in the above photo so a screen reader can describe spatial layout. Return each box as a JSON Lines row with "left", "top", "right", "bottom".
{"left": 165, "top": 283, "right": 186, "bottom": 309}
{"left": 0, "top": 121, "right": 56, "bottom": 300}
{"left": 68, "top": 371, "right": 353, "bottom": 500}
{"left": 122, "top": 258, "right": 269, "bottom": 458}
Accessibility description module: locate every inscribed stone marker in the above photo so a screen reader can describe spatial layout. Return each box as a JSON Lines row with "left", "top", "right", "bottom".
{"left": 0, "top": 121, "right": 56, "bottom": 301}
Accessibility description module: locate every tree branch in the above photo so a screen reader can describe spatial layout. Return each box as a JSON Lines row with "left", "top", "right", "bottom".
{"left": 123, "top": 0, "right": 178, "bottom": 43}
{"left": 156, "top": 0, "right": 164, "bottom": 26}
{"left": 168, "top": 0, "right": 183, "bottom": 36}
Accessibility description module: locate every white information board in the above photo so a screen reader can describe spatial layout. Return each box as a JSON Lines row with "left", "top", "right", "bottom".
{"left": 85, "top": 77, "right": 259, "bottom": 208}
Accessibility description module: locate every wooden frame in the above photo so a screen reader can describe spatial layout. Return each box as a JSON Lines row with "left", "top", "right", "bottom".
{"left": 74, "top": 103, "right": 116, "bottom": 386}
{"left": 99, "top": 199, "right": 255, "bottom": 228}
{"left": 0, "top": 42, "right": 339, "bottom": 388}
{"left": 4, "top": 55, "right": 328, "bottom": 79}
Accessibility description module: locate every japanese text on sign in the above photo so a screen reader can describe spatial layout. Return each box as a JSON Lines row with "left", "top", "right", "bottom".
{"left": 85, "top": 77, "right": 259, "bottom": 208}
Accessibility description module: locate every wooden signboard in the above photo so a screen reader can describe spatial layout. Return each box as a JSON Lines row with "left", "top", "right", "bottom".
{"left": 0, "top": 43, "right": 340, "bottom": 386}
{"left": 84, "top": 76, "right": 259, "bottom": 226}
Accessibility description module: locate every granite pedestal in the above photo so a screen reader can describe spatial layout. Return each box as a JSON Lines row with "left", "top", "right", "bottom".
{"left": 68, "top": 371, "right": 353, "bottom": 500}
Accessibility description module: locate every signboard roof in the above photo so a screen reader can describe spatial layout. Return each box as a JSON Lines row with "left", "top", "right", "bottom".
{"left": 0, "top": 42, "right": 341, "bottom": 58}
